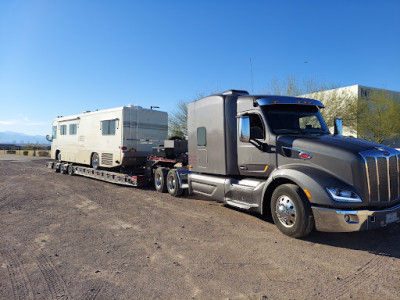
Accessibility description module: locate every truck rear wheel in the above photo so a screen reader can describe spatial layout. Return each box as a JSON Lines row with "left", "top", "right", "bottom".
{"left": 154, "top": 167, "right": 168, "bottom": 193}
{"left": 166, "top": 169, "right": 183, "bottom": 197}
{"left": 271, "top": 184, "right": 314, "bottom": 238}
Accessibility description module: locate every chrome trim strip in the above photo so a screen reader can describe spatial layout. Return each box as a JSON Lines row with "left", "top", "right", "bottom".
{"left": 364, "top": 158, "right": 371, "bottom": 199}
{"left": 398, "top": 155, "right": 400, "bottom": 199}
{"left": 376, "top": 157, "right": 380, "bottom": 202}
{"left": 387, "top": 156, "right": 391, "bottom": 201}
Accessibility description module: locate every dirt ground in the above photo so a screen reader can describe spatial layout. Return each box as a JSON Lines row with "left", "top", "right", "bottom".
{"left": 0, "top": 154, "right": 399, "bottom": 300}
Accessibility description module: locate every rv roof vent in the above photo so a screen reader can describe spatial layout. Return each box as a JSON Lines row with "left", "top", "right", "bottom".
{"left": 82, "top": 110, "right": 91, "bottom": 113}
{"left": 221, "top": 90, "right": 249, "bottom": 96}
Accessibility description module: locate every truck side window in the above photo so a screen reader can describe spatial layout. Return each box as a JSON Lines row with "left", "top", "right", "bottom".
{"left": 60, "top": 125, "right": 67, "bottom": 135}
{"left": 52, "top": 126, "right": 57, "bottom": 139}
{"left": 197, "top": 127, "right": 206, "bottom": 146}
{"left": 249, "top": 114, "right": 264, "bottom": 139}
{"left": 102, "top": 120, "right": 116, "bottom": 135}
{"left": 69, "top": 124, "right": 77, "bottom": 135}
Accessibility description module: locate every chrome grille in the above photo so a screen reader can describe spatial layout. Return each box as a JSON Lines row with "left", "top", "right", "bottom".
{"left": 360, "top": 149, "right": 400, "bottom": 203}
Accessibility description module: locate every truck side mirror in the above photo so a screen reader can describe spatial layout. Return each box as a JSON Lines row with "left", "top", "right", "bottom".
{"left": 46, "top": 134, "right": 52, "bottom": 142}
{"left": 238, "top": 116, "right": 250, "bottom": 143}
{"left": 334, "top": 118, "right": 342, "bottom": 136}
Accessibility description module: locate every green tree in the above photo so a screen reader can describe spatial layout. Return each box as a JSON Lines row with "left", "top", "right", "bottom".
{"left": 357, "top": 89, "right": 400, "bottom": 146}
{"left": 168, "top": 100, "right": 188, "bottom": 140}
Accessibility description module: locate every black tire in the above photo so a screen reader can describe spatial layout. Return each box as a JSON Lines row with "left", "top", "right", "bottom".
{"left": 53, "top": 162, "right": 59, "bottom": 173}
{"left": 59, "top": 164, "right": 67, "bottom": 174}
{"left": 270, "top": 184, "right": 314, "bottom": 238}
{"left": 67, "top": 164, "right": 74, "bottom": 175}
{"left": 91, "top": 153, "right": 100, "bottom": 170}
{"left": 154, "top": 167, "right": 168, "bottom": 193}
{"left": 56, "top": 151, "right": 62, "bottom": 161}
{"left": 166, "top": 169, "right": 183, "bottom": 197}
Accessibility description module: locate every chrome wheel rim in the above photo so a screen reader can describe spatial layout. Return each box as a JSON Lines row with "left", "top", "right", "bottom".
{"left": 92, "top": 155, "right": 99, "bottom": 168}
{"left": 167, "top": 174, "right": 175, "bottom": 191}
{"left": 275, "top": 195, "right": 296, "bottom": 228}
{"left": 155, "top": 173, "right": 161, "bottom": 187}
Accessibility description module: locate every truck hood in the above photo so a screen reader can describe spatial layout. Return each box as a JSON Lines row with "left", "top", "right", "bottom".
{"left": 276, "top": 134, "right": 395, "bottom": 187}
{"left": 277, "top": 134, "right": 387, "bottom": 155}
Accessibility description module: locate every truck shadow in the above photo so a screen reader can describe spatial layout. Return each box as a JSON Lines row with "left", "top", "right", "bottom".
{"left": 225, "top": 205, "right": 400, "bottom": 259}
{"left": 304, "top": 225, "right": 400, "bottom": 259}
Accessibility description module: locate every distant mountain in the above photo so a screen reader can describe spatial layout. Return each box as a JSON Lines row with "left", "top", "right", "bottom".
{"left": 0, "top": 131, "right": 50, "bottom": 145}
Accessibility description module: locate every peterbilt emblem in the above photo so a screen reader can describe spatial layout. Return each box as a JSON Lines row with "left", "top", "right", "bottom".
{"left": 299, "top": 151, "right": 312, "bottom": 160}
{"left": 375, "top": 147, "right": 390, "bottom": 156}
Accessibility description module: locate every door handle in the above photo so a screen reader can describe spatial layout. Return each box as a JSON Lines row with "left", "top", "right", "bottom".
{"left": 239, "top": 166, "right": 248, "bottom": 170}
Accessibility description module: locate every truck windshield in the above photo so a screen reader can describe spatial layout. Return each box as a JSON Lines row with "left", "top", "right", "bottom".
{"left": 261, "top": 105, "right": 330, "bottom": 135}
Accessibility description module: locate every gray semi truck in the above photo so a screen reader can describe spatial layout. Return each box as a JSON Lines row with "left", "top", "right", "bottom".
{"left": 181, "top": 90, "right": 400, "bottom": 238}
{"left": 49, "top": 90, "right": 400, "bottom": 238}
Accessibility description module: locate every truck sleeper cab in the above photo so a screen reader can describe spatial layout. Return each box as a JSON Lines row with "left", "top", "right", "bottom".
{"left": 184, "top": 90, "right": 400, "bottom": 238}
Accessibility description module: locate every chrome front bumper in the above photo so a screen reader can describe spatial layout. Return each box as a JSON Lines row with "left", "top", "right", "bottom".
{"left": 311, "top": 203, "right": 400, "bottom": 232}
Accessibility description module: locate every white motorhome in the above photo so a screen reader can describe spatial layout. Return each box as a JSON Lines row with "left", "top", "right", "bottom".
{"left": 49, "top": 105, "right": 168, "bottom": 169}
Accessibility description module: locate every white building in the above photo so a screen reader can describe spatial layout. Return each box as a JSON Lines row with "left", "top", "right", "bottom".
{"left": 302, "top": 84, "right": 400, "bottom": 147}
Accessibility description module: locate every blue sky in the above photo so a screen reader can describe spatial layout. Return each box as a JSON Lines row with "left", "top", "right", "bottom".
{"left": 0, "top": 0, "right": 399, "bottom": 135}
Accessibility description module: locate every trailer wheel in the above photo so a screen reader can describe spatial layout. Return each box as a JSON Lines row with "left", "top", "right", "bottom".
{"left": 59, "top": 164, "right": 67, "bottom": 174}
{"left": 270, "top": 184, "right": 314, "bottom": 238}
{"left": 166, "top": 169, "right": 183, "bottom": 197}
{"left": 53, "top": 162, "right": 59, "bottom": 173}
{"left": 154, "top": 167, "right": 168, "bottom": 193}
{"left": 91, "top": 152, "right": 100, "bottom": 170}
{"left": 67, "top": 164, "right": 74, "bottom": 175}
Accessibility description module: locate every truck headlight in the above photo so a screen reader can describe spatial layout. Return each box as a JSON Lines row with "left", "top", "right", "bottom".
{"left": 326, "top": 187, "right": 362, "bottom": 203}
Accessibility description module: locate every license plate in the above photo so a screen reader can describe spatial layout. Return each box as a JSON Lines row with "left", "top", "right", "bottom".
{"left": 386, "top": 212, "right": 398, "bottom": 224}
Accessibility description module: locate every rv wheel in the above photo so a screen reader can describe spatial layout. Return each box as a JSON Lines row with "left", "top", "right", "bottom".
{"left": 166, "top": 169, "right": 183, "bottom": 197}
{"left": 154, "top": 167, "right": 168, "bottom": 193}
{"left": 91, "top": 153, "right": 100, "bottom": 170}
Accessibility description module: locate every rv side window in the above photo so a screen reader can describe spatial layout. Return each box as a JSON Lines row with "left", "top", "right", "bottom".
{"left": 69, "top": 124, "right": 77, "bottom": 135}
{"left": 197, "top": 127, "right": 206, "bottom": 146}
{"left": 102, "top": 120, "right": 116, "bottom": 135}
{"left": 60, "top": 125, "right": 67, "bottom": 135}
{"left": 52, "top": 126, "right": 57, "bottom": 139}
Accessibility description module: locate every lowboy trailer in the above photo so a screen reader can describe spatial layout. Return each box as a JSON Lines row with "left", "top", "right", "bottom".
{"left": 47, "top": 90, "right": 400, "bottom": 238}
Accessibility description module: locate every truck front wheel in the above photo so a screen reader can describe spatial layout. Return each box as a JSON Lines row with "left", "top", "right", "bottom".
{"left": 270, "top": 184, "right": 314, "bottom": 238}
{"left": 154, "top": 167, "right": 168, "bottom": 193}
